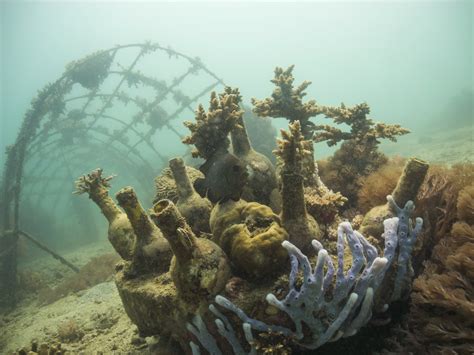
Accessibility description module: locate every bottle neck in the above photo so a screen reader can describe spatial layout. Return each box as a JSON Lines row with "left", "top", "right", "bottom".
{"left": 280, "top": 172, "right": 307, "bottom": 224}
{"left": 90, "top": 187, "right": 121, "bottom": 223}
{"left": 230, "top": 116, "right": 252, "bottom": 156}
{"left": 169, "top": 158, "right": 195, "bottom": 200}
{"left": 116, "top": 187, "right": 154, "bottom": 238}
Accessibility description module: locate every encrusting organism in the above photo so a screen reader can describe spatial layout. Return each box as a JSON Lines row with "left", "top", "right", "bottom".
{"left": 73, "top": 168, "right": 134, "bottom": 260}
{"left": 189, "top": 200, "right": 422, "bottom": 352}
{"left": 315, "top": 102, "right": 410, "bottom": 205}
{"left": 115, "top": 186, "right": 172, "bottom": 275}
{"left": 168, "top": 157, "right": 212, "bottom": 234}
{"left": 183, "top": 88, "right": 247, "bottom": 203}
{"left": 209, "top": 200, "right": 289, "bottom": 280}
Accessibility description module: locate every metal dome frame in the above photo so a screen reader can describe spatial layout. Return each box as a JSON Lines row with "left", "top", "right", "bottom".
{"left": 0, "top": 42, "right": 225, "bottom": 307}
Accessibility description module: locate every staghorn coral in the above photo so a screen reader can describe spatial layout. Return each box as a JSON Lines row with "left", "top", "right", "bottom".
{"left": 315, "top": 103, "right": 410, "bottom": 205}
{"left": 154, "top": 165, "right": 204, "bottom": 204}
{"left": 169, "top": 157, "right": 212, "bottom": 234}
{"left": 275, "top": 121, "right": 321, "bottom": 250}
{"left": 209, "top": 200, "right": 289, "bottom": 280}
{"left": 150, "top": 200, "right": 231, "bottom": 303}
{"left": 115, "top": 186, "right": 171, "bottom": 275}
{"left": 74, "top": 169, "right": 133, "bottom": 260}
{"left": 252, "top": 65, "right": 325, "bottom": 140}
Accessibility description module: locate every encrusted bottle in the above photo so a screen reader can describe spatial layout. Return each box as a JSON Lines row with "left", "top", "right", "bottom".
{"left": 150, "top": 200, "right": 230, "bottom": 302}
{"left": 231, "top": 115, "right": 279, "bottom": 208}
{"left": 360, "top": 157, "right": 429, "bottom": 237}
{"left": 115, "top": 187, "right": 172, "bottom": 275}
{"left": 169, "top": 157, "right": 212, "bottom": 234}
{"left": 74, "top": 169, "right": 133, "bottom": 260}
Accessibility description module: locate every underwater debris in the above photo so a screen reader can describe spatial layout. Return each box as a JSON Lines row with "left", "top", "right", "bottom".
{"left": 115, "top": 187, "right": 171, "bottom": 275}
{"left": 275, "top": 121, "right": 321, "bottom": 250}
{"left": 315, "top": 103, "right": 410, "bottom": 205}
{"left": 150, "top": 200, "right": 231, "bottom": 302}
{"left": 191, "top": 209, "right": 422, "bottom": 352}
{"left": 74, "top": 169, "right": 134, "bottom": 260}
{"left": 169, "top": 157, "right": 212, "bottom": 234}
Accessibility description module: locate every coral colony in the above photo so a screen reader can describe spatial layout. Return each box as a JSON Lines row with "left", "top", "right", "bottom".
{"left": 74, "top": 66, "right": 431, "bottom": 353}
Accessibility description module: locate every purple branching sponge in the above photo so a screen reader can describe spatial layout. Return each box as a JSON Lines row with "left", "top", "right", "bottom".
{"left": 387, "top": 195, "right": 423, "bottom": 301}
{"left": 188, "top": 207, "right": 422, "bottom": 353}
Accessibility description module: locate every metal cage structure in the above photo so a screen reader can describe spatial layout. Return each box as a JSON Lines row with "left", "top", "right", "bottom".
{"left": 0, "top": 42, "right": 225, "bottom": 307}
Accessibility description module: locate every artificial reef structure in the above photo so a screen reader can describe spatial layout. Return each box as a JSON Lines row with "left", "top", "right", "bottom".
{"left": 72, "top": 65, "right": 437, "bottom": 354}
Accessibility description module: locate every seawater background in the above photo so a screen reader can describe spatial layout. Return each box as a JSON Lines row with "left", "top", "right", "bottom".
{"left": 0, "top": 0, "right": 472, "bottom": 250}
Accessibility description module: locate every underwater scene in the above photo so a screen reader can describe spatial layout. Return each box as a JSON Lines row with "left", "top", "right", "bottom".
{"left": 0, "top": 1, "right": 472, "bottom": 354}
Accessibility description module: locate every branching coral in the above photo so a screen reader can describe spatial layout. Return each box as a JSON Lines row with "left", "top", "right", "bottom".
{"left": 252, "top": 65, "right": 325, "bottom": 140}
{"left": 315, "top": 103, "right": 410, "bottom": 205}
{"left": 183, "top": 87, "right": 243, "bottom": 160}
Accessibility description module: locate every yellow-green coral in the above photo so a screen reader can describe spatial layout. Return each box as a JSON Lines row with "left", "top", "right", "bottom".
{"left": 210, "top": 201, "right": 288, "bottom": 279}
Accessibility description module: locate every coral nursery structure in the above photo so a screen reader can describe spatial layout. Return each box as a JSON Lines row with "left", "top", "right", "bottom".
{"left": 2, "top": 48, "right": 470, "bottom": 354}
